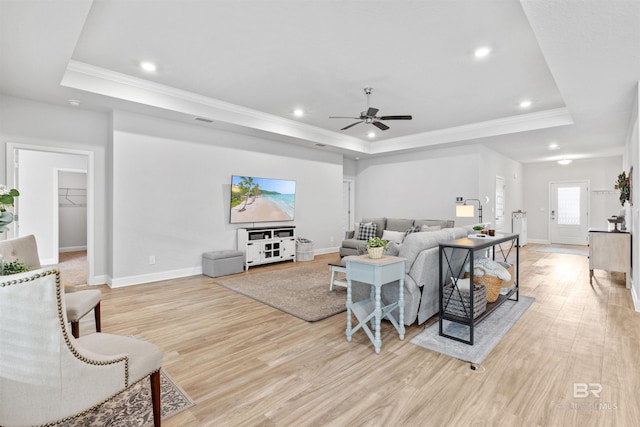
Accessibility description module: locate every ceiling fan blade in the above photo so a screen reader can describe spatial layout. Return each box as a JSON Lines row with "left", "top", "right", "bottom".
{"left": 379, "top": 115, "right": 413, "bottom": 120}
{"left": 341, "top": 121, "right": 363, "bottom": 130}
{"left": 367, "top": 107, "right": 379, "bottom": 117}
{"left": 372, "top": 121, "right": 390, "bottom": 131}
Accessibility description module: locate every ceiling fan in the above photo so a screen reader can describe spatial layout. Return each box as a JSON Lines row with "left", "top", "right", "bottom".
{"left": 329, "top": 88, "right": 412, "bottom": 131}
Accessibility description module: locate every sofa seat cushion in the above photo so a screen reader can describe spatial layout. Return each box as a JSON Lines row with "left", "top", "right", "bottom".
{"left": 342, "top": 238, "right": 368, "bottom": 250}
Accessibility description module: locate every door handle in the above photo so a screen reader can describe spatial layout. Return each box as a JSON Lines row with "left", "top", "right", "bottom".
{"left": 551, "top": 210, "right": 556, "bottom": 220}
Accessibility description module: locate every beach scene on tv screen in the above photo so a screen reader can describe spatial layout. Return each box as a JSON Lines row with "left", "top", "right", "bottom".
{"left": 230, "top": 176, "right": 295, "bottom": 223}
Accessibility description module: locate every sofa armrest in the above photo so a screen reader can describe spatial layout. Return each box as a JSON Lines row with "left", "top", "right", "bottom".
{"left": 344, "top": 230, "right": 355, "bottom": 239}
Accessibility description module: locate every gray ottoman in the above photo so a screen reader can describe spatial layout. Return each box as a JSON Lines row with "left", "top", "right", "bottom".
{"left": 202, "top": 250, "right": 244, "bottom": 277}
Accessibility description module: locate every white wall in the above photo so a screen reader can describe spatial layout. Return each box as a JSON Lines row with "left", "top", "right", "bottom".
{"left": 110, "top": 111, "right": 344, "bottom": 286}
{"left": 523, "top": 156, "right": 623, "bottom": 243}
{"left": 626, "top": 83, "right": 639, "bottom": 309}
{"left": 352, "top": 145, "right": 523, "bottom": 229}
{"left": 0, "top": 95, "right": 107, "bottom": 279}
{"left": 17, "top": 150, "right": 88, "bottom": 264}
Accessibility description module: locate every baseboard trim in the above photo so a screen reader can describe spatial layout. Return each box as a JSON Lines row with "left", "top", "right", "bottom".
{"left": 314, "top": 247, "right": 340, "bottom": 255}
{"left": 109, "top": 266, "right": 202, "bottom": 288}
{"left": 59, "top": 246, "right": 88, "bottom": 253}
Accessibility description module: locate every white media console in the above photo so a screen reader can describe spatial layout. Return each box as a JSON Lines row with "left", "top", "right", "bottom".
{"left": 237, "top": 226, "right": 296, "bottom": 270}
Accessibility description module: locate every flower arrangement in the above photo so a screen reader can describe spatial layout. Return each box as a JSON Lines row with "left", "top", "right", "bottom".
{"left": 0, "top": 185, "right": 20, "bottom": 233}
{"left": 614, "top": 170, "right": 630, "bottom": 207}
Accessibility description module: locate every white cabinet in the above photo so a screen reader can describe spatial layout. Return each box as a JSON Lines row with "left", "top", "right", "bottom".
{"left": 588, "top": 229, "right": 631, "bottom": 288}
{"left": 512, "top": 211, "right": 527, "bottom": 246}
{"left": 237, "top": 226, "right": 296, "bottom": 270}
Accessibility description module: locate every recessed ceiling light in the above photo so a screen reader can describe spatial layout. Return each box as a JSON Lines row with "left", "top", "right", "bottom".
{"left": 140, "top": 61, "right": 157, "bottom": 72}
{"left": 548, "top": 142, "right": 559, "bottom": 150}
{"left": 474, "top": 46, "right": 491, "bottom": 58}
{"left": 293, "top": 109, "right": 304, "bottom": 117}
{"left": 68, "top": 99, "right": 81, "bottom": 107}
{"left": 557, "top": 159, "right": 572, "bottom": 165}
{"left": 367, "top": 131, "right": 376, "bottom": 138}
{"left": 519, "top": 100, "right": 532, "bottom": 109}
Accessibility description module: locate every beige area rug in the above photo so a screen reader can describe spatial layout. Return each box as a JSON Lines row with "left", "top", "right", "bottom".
{"left": 215, "top": 262, "right": 347, "bottom": 322}
{"left": 57, "top": 369, "right": 194, "bottom": 426}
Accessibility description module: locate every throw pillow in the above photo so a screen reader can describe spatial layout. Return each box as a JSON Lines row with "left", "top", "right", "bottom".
{"left": 404, "top": 225, "right": 418, "bottom": 238}
{"left": 357, "top": 223, "right": 377, "bottom": 240}
{"left": 386, "top": 241, "right": 401, "bottom": 256}
{"left": 421, "top": 225, "right": 442, "bottom": 232}
{"left": 381, "top": 229, "right": 405, "bottom": 244}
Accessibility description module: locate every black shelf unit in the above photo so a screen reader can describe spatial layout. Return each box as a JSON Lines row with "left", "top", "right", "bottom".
{"left": 438, "top": 233, "right": 519, "bottom": 345}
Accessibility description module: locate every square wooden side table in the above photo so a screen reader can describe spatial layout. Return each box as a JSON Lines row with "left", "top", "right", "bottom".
{"left": 344, "top": 255, "right": 406, "bottom": 354}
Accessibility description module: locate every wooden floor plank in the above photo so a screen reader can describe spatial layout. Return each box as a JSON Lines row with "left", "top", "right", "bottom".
{"left": 70, "top": 244, "right": 637, "bottom": 426}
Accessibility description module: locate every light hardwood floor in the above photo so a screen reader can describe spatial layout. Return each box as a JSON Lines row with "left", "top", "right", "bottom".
{"left": 73, "top": 245, "right": 638, "bottom": 426}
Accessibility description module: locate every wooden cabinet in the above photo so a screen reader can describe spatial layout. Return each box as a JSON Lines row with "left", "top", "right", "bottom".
{"left": 237, "top": 226, "right": 296, "bottom": 270}
{"left": 588, "top": 229, "right": 631, "bottom": 288}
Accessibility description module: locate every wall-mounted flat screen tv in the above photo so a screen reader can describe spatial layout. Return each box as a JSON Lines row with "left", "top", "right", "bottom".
{"left": 230, "top": 175, "right": 296, "bottom": 223}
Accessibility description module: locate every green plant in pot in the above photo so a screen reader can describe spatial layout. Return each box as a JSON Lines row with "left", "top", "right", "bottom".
{"left": 3, "top": 260, "right": 29, "bottom": 275}
{"left": 615, "top": 170, "right": 630, "bottom": 206}
{"left": 366, "top": 237, "right": 388, "bottom": 259}
{"left": 472, "top": 225, "right": 484, "bottom": 232}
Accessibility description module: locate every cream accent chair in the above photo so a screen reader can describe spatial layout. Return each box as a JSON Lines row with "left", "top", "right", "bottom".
{"left": 0, "top": 234, "right": 101, "bottom": 337}
{"left": 0, "top": 268, "right": 163, "bottom": 426}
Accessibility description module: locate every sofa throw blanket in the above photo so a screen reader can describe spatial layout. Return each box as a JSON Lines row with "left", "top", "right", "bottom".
{"left": 464, "top": 257, "right": 511, "bottom": 281}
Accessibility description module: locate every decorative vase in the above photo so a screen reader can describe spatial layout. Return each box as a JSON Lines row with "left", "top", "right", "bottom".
{"left": 367, "top": 246, "right": 384, "bottom": 259}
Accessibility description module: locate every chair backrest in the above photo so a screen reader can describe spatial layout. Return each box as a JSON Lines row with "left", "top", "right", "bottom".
{"left": 0, "top": 234, "right": 42, "bottom": 269}
{"left": 0, "top": 269, "right": 126, "bottom": 426}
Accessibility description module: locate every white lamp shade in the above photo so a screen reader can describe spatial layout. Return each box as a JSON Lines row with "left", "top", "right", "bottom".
{"left": 456, "top": 205, "right": 475, "bottom": 218}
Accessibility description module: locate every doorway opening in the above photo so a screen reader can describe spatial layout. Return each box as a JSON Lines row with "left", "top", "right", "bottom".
{"left": 6, "top": 143, "right": 95, "bottom": 284}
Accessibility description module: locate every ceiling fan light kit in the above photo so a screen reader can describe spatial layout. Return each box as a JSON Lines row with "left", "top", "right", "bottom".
{"left": 329, "top": 87, "right": 412, "bottom": 132}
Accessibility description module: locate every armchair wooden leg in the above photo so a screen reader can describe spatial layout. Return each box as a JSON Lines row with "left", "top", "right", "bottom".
{"left": 150, "top": 370, "right": 162, "bottom": 427}
{"left": 94, "top": 302, "right": 102, "bottom": 332}
{"left": 71, "top": 321, "right": 80, "bottom": 338}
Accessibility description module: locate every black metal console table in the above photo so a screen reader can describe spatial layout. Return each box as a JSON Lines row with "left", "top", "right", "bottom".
{"left": 438, "top": 233, "right": 519, "bottom": 345}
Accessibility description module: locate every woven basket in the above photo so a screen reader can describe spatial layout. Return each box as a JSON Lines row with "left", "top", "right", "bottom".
{"left": 465, "top": 265, "right": 503, "bottom": 303}
{"left": 367, "top": 246, "right": 384, "bottom": 259}
{"left": 442, "top": 282, "right": 487, "bottom": 319}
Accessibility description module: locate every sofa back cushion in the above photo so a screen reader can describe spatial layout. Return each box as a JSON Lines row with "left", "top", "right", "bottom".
{"left": 361, "top": 217, "right": 386, "bottom": 238}
{"left": 414, "top": 219, "right": 454, "bottom": 229}
{"left": 385, "top": 218, "right": 415, "bottom": 232}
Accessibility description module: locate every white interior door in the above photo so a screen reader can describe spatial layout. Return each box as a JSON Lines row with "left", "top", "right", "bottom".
{"left": 550, "top": 181, "right": 589, "bottom": 245}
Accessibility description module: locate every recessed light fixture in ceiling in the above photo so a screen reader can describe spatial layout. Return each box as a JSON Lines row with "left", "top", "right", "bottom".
{"left": 140, "top": 61, "right": 157, "bottom": 72}
{"left": 293, "top": 109, "right": 304, "bottom": 117}
{"left": 367, "top": 131, "right": 376, "bottom": 138}
{"left": 474, "top": 46, "right": 491, "bottom": 58}
{"left": 519, "top": 100, "right": 532, "bottom": 109}
{"left": 557, "top": 159, "right": 572, "bottom": 165}
{"left": 68, "top": 99, "right": 81, "bottom": 107}
{"left": 548, "top": 142, "right": 559, "bottom": 150}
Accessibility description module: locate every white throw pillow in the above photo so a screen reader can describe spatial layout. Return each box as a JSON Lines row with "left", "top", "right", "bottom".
{"left": 381, "top": 229, "right": 406, "bottom": 244}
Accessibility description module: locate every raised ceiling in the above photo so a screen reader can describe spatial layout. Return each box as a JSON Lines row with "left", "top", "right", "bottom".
{"left": 1, "top": 0, "right": 638, "bottom": 162}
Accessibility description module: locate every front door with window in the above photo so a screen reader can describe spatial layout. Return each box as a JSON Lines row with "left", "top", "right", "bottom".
{"left": 549, "top": 181, "right": 589, "bottom": 245}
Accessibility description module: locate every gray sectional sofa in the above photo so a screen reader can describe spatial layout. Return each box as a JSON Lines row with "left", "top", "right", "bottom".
{"left": 342, "top": 217, "right": 479, "bottom": 326}
{"left": 340, "top": 217, "right": 455, "bottom": 257}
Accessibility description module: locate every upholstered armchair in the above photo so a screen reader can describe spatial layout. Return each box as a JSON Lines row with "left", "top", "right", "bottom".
{"left": 0, "top": 268, "right": 163, "bottom": 426}
{"left": 0, "top": 234, "right": 101, "bottom": 337}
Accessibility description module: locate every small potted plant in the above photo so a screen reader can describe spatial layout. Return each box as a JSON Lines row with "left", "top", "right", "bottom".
{"left": 472, "top": 225, "right": 485, "bottom": 234}
{"left": 366, "top": 237, "right": 388, "bottom": 259}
